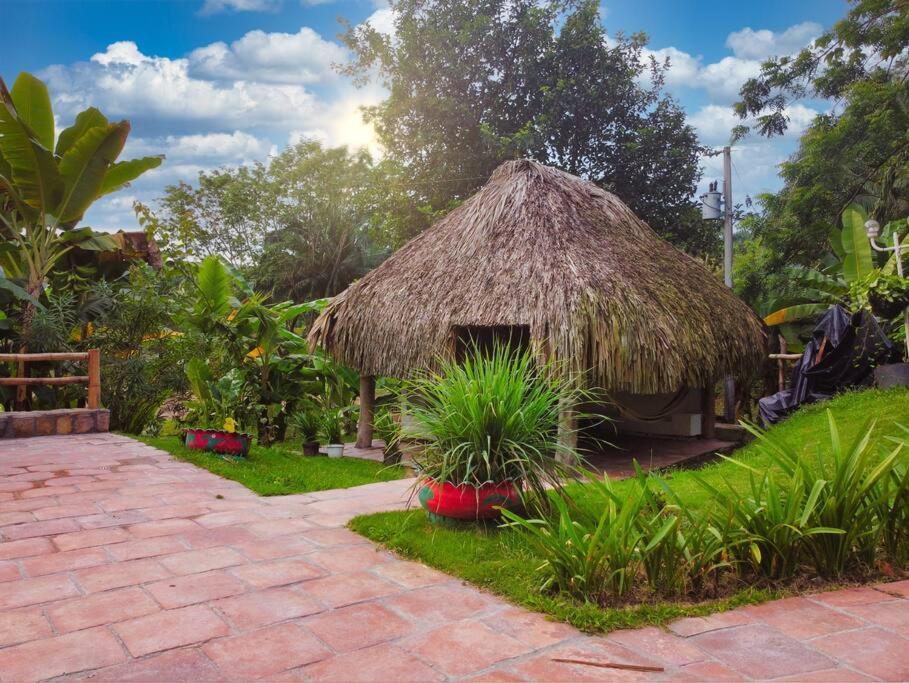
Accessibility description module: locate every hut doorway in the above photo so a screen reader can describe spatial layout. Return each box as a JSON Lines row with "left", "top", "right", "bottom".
{"left": 451, "top": 325, "right": 530, "bottom": 362}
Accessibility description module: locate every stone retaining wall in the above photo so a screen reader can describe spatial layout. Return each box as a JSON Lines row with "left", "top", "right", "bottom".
{"left": 0, "top": 408, "right": 110, "bottom": 439}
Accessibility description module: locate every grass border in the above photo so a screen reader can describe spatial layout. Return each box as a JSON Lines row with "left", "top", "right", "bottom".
{"left": 349, "top": 388, "right": 909, "bottom": 633}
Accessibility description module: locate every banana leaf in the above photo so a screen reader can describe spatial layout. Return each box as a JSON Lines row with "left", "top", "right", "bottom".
{"left": 841, "top": 205, "right": 874, "bottom": 283}
{"left": 764, "top": 303, "right": 830, "bottom": 327}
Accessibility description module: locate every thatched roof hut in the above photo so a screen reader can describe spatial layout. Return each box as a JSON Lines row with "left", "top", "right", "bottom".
{"left": 310, "top": 159, "right": 765, "bottom": 404}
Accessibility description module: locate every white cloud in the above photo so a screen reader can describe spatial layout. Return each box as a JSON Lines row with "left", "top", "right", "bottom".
{"left": 90, "top": 41, "right": 148, "bottom": 67}
{"left": 288, "top": 82, "right": 385, "bottom": 154}
{"left": 725, "top": 21, "right": 822, "bottom": 61}
{"left": 643, "top": 45, "right": 701, "bottom": 88}
{"left": 696, "top": 56, "right": 763, "bottom": 102}
{"left": 127, "top": 131, "right": 272, "bottom": 165}
{"left": 188, "top": 27, "right": 347, "bottom": 84}
{"left": 199, "top": 0, "right": 281, "bottom": 15}
{"left": 365, "top": 7, "right": 395, "bottom": 38}
{"left": 689, "top": 102, "right": 820, "bottom": 147}
{"left": 632, "top": 21, "right": 819, "bottom": 104}
{"left": 45, "top": 33, "right": 386, "bottom": 231}
{"left": 45, "top": 42, "right": 322, "bottom": 132}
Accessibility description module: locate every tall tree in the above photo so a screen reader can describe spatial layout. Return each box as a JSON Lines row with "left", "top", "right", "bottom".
{"left": 341, "top": 0, "right": 705, "bottom": 251}
{"left": 143, "top": 163, "right": 275, "bottom": 268}
{"left": 255, "top": 141, "right": 384, "bottom": 299}
{"left": 733, "top": 0, "right": 909, "bottom": 268}
{"left": 144, "top": 140, "right": 384, "bottom": 300}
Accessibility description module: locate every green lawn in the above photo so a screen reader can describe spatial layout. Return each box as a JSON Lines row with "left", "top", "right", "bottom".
{"left": 349, "top": 387, "right": 909, "bottom": 633}
{"left": 137, "top": 435, "right": 406, "bottom": 496}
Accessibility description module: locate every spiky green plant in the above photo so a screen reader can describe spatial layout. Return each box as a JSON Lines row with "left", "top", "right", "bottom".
{"left": 740, "top": 412, "right": 905, "bottom": 578}
{"left": 289, "top": 408, "right": 320, "bottom": 443}
{"left": 402, "top": 344, "right": 586, "bottom": 502}
{"left": 501, "top": 475, "right": 647, "bottom": 600}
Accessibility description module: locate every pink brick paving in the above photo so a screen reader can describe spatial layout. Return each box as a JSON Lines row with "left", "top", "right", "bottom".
{"left": 0, "top": 434, "right": 907, "bottom": 681}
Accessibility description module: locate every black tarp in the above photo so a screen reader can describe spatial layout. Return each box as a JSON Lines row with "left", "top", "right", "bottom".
{"left": 759, "top": 305, "right": 896, "bottom": 425}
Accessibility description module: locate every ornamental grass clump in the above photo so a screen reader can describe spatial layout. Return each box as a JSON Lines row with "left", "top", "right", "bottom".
{"left": 402, "top": 344, "right": 586, "bottom": 502}
{"left": 737, "top": 413, "right": 904, "bottom": 578}
{"left": 501, "top": 470, "right": 735, "bottom": 604}
{"left": 502, "top": 411, "right": 909, "bottom": 605}
{"left": 501, "top": 475, "right": 647, "bottom": 600}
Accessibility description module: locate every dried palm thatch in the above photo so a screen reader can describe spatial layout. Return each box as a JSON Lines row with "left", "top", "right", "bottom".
{"left": 309, "top": 159, "right": 766, "bottom": 393}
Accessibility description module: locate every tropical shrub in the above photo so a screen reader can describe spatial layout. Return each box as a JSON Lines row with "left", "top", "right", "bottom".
{"left": 851, "top": 269, "right": 909, "bottom": 320}
{"left": 401, "top": 344, "right": 585, "bottom": 502}
{"left": 879, "top": 454, "right": 909, "bottom": 567}
{"left": 502, "top": 477, "right": 644, "bottom": 601}
{"left": 85, "top": 264, "right": 187, "bottom": 434}
{"left": 185, "top": 362, "right": 256, "bottom": 434}
{"left": 696, "top": 467, "right": 841, "bottom": 581}
{"left": 503, "top": 412, "right": 909, "bottom": 603}
{"left": 0, "top": 73, "right": 162, "bottom": 338}
{"left": 763, "top": 204, "right": 875, "bottom": 329}
{"left": 739, "top": 414, "right": 905, "bottom": 577}
{"left": 176, "top": 255, "right": 347, "bottom": 444}
{"left": 289, "top": 408, "right": 321, "bottom": 444}
{"left": 319, "top": 407, "right": 344, "bottom": 444}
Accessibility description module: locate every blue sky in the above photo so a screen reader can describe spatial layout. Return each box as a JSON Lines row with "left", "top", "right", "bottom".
{"left": 3, "top": 0, "right": 847, "bottom": 231}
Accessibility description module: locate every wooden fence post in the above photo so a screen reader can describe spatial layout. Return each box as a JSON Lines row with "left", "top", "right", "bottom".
{"left": 87, "top": 349, "right": 101, "bottom": 409}
{"left": 15, "top": 349, "right": 27, "bottom": 409}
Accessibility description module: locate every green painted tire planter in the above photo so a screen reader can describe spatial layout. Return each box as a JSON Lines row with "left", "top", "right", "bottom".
{"left": 184, "top": 428, "right": 252, "bottom": 457}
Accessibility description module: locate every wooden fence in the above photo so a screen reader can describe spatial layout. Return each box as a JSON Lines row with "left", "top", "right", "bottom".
{"left": 0, "top": 350, "right": 101, "bottom": 409}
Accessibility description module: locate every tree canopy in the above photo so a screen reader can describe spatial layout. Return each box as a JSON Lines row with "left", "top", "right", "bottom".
{"left": 341, "top": 0, "right": 709, "bottom": 252}
{"left": 733, "top": 0, "right": 909, "bottom": 269}
{"left": 141, "top": 140, "right": 385, "bottom": 301}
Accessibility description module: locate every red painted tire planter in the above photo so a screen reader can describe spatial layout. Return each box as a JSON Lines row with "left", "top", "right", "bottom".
{"left": 418, "top": 479, "right": 519, "bottom": 521}
{"left": 184, "top": 428, "right": 252, "bottom": 457}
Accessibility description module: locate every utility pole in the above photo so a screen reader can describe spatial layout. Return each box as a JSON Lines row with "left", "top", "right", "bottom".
{"left": 722, "top": 146, "right": 735, "bottom": 423}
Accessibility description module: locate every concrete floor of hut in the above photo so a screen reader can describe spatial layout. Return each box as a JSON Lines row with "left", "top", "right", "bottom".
{"left": 581, "top": 432, "right": 736, "bottom": 478}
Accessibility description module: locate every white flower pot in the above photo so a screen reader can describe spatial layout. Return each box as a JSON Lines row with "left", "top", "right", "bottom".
{"left": 325, "top": 443, "right": 345, "bottom": 458}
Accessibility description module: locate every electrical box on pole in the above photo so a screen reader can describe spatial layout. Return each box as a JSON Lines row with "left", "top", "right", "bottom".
{"left": 698, "top": 146, "right": 736, "bottom": 423}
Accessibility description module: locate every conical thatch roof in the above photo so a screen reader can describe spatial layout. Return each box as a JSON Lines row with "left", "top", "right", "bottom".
{"left": 309, "top": 159, "right": 765, "bottom": 393}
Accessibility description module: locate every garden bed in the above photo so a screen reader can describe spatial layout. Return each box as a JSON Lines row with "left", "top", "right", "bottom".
{"left": 350, "top": 387, "right": 909, "bottom": 633}
{"left": 137, "top": 435, "right": 407, "bottom": 496}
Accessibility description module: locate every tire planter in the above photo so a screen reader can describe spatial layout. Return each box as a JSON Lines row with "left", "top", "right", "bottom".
{"left": 184, "top": 428, "right": 252, "bottom": 457}
{"left": 418, "top": 479, "right": 520, "bottom": 522}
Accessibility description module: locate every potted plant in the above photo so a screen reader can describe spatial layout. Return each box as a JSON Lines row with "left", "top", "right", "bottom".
{"left": 183, "top": 365, "right": 254, "bottom": 457}
{"left": 402, "top": 345, "right": 581, "bottom": 523}
{"left": 321, "top": 407, "right": 345, "bottom": 457}
{"left": 184, "top": 417, "right": 253, "bottom": 457}
{"left": 290, "top": 408, "right": 321, "bottom": 456}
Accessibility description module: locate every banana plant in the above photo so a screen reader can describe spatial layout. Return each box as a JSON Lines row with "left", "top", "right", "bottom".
{"left": 763, "top": 204, "right": 888, "bottom": 328}
{"left": 0, "top": 72, "right": 163, "bottom": 328}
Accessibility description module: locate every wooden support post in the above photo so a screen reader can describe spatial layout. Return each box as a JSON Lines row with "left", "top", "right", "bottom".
{"left": 556, "top": 399, "right": 577, "bottom": 464}
{"left": 356, "top": 374, "right": 375, "bottom": 449}
{"left": 701, "top": 381, "right": 716, "bottom": 439}
{"left": 87, "top": 349, "right": 101, "bottom": 409}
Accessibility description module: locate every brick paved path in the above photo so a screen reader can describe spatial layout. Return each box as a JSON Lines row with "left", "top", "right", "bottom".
{"left": 0, "top": 434, "right": 908, "bottom": 681}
